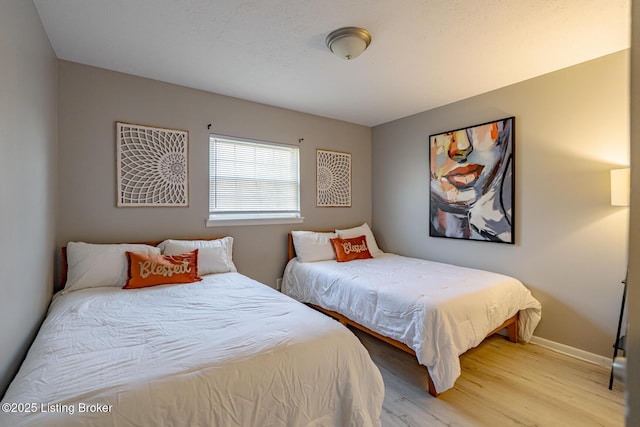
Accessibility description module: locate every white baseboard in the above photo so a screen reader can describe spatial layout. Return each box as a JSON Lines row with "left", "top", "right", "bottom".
{"left": 529, "top": 335, "right": 612, "bottom": 368}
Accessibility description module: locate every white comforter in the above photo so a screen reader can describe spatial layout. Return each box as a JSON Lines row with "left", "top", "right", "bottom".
{"left": 282, "top": 254, "right": 542, "bottom": 393}
{"left": 0, "top": 273, "right": 384, "bottom": 427}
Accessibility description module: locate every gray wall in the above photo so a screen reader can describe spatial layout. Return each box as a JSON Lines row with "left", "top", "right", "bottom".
{"left": 57, "top": 61, "right": 372, "bottom": 288}
{"left": 372, "top": 51, "right": 629, "bottom": 357}
{"left": 626, "top": 1, "right": 639, "bottom": 422}
{"left": 0, "top": 1, "right": 57, "bottom": 395}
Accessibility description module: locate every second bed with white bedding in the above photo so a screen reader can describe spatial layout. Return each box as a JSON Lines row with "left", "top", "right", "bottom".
{"left": 282, "top": 253, "right": 542, "bottom": 394}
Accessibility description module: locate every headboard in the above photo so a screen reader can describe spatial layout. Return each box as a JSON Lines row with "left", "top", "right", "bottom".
{"left": 287, "top": 233, "right": 296, "bottom": 261}
{"left": 58, "top": 237, "right": 226, "bottom": 293}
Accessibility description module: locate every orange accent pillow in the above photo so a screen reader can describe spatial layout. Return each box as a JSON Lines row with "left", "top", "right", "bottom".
{"left": 124, "top": 249, "right": 202, "bottom": 289}
{"left": 330, "top": 235, "right": 373, "bottom": 262}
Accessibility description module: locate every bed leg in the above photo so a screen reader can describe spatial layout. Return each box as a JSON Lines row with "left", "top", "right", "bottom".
{"left": 507, "top": 318, "right": 519, "bottom": 343}
{"left": 427, "top": 372, "right": 439, "bottom": 397}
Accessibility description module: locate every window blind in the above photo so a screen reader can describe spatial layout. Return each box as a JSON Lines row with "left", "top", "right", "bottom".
{"left": 209, "top": 135, "right": 300, "bottom": 221}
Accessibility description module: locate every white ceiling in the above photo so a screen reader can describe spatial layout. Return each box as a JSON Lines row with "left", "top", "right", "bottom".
{"left": 33, "top": 0, "right": 630, "bottom": 127}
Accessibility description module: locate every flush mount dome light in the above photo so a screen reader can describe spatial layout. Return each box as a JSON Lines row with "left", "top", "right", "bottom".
{"left": 325, "top": 27, "right": 372, "bottom": 60}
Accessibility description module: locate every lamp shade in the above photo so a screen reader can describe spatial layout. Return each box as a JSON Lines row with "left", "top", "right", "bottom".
{"left": 611, "top": 168, "right": 630, "bottom": 206}
{"left": 326, "top": 27, "right": 372, "bottom": 60}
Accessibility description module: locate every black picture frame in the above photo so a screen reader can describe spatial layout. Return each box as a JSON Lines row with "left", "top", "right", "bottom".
{"left": 428, "top": 116, "right": 515, "bottom": 244}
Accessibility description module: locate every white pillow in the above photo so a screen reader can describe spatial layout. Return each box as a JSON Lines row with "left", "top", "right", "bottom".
{"left": 158, "top": 237, "right": 237, "bottom": 275}
{"left": 64, "top": 242, "right": 161, "bottom": 292}
{"left": 335, "top": 223, "right": 383, "bottom": 257}
{"left": 291, "top": 231, "right": 337, "bottom": 262}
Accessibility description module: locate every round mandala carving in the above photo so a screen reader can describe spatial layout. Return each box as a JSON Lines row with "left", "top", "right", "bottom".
{"left": 118, "top": 123, "right": 188, "bottom": 206}
{"left": 316, "top": 150, "right": 351, "bottom": 207}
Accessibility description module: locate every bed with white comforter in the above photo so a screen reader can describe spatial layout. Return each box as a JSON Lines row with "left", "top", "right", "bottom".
{"left": 282, "top": 253, "right": 541, "bottom": 394}
{"left": 1, "top": 272, "right": 384, "bottom": 427}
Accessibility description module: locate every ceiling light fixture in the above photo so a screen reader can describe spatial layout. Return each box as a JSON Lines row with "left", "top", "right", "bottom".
{"left": 325, "top": 27, "right": 372, "bottom": 60}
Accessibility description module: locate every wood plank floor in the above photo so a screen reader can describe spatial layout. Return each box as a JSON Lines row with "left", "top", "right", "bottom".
{"left": 349, "top": 328, "right": 625, "bottom": 427}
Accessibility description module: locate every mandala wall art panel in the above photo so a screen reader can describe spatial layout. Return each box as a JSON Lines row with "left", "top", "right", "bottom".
{"left": 429, "top": 117, "right": 515, "bottom": 244}
{"left": 116, "top": 122, "right": 189, "bottom": 207}
{"left": 316, "top": 149, "right": 351, "bottom": 207}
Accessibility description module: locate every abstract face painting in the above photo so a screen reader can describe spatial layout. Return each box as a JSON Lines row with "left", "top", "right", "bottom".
{"left": 429, "top": 117, "right": 514, "bottom": 243}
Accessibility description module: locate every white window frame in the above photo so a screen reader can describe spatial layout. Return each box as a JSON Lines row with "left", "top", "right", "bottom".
{"left": 206, "top": 134, "right": 303, "bottom": 227}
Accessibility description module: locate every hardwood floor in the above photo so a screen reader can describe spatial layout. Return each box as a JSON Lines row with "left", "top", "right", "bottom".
{"left": 349, "top": 328, "right": 625, "bottom": 427}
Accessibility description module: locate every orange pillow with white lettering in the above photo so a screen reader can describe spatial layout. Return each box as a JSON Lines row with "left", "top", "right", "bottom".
{"left": 124, "top": 249, "right": 202, "bottom": 289}
{"left": 330, "top": 235, "right": 373, "bottom": 262}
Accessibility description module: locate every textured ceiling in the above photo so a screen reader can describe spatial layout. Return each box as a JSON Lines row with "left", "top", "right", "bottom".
{"left": 34, "top": 0, "right": 630, "bottom": 126}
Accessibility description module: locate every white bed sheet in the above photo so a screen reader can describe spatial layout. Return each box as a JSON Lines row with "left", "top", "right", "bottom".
{"left": 0, "top": 273, "right": 384, "bottom": 427}
{"left": 282, "top": 254, "right": 542, "bottom": 393}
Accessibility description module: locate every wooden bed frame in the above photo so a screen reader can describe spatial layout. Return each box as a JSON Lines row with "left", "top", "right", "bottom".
{"left": 286, "top": 233, "right": 519, "bottom": 397}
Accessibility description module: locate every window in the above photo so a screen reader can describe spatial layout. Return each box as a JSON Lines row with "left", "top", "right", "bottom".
{"left": 207, "top": 135, "right": 302, "bottom": 226}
